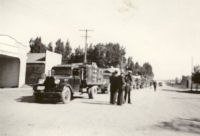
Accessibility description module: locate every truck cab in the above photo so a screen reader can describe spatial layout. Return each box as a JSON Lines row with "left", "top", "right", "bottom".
{"left": 33, "top": 63, "right": 106, "bottom": 104}
{"left": 52, "top": 65, "right": 82, "bottom": 92}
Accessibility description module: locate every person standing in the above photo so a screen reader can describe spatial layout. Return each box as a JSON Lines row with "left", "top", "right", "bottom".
{"left": 153, "top": 80, "right": 157, "bottom": 91}
{"left": 117, "top": 70, "right": 126, "bottom": 105}
{"left": 124, "top": 71, "right": 133, "bottom": 104}
{"left": 110, "top": 71, "right": 118, "bottom": 104}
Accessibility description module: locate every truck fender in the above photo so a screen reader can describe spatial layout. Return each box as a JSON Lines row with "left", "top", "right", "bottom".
{"left": 59, "top": 83, "right": 73, "bottom": 93}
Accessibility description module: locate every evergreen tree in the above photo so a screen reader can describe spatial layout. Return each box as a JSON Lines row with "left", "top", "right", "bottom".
{"left": 29, "top": 37, "right": 46, "bottom": 53}
{"left": 54, "top": 39, "right": 64, "bottom": 55}
{"left": 47, "top": 42, "right": 53, "bottom": 52}
{"left": 62, "top": 40, "right": 72, "bottom": 64}
{"left": 71, "top": 46, "right": 84, "bottom": 63}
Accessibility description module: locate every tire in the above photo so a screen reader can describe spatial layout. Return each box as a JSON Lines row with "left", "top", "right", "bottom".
{"left": 107, "top": 84, "right": 110, "bottom": 94}
{"left": 88, "top": 86, "right": 97, "bottom": 99}
{"left": 61, "top": 86, "right": 71, "bottom": 104}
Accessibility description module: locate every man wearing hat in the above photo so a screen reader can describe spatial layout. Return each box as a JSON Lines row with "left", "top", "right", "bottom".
{"left": 110, "top": 70, "right": 118, "bottom": 104}
{"left": 117, "top": 70, "right": 126, "bottom": 105}
{"left": 124, "top": 70, "right": 133, "bottom": 104}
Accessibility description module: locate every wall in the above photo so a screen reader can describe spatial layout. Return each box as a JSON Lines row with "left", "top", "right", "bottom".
{"left": 45, "top": 51, "right": 62, "bottom": 75}
{"left": 0, "top": 35, "right": 30, "bottom": 88}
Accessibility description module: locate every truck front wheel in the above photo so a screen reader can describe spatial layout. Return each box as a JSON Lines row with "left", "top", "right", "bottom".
{"left": 61, "top": 86, "right": 71, "bottom": 104}
{"left": 88, "top": 86, "right": 97, "bottom": 99}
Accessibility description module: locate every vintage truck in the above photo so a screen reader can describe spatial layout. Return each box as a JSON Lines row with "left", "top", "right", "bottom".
{"left": 33, "top": 62, "right": 108, "bottom": 104}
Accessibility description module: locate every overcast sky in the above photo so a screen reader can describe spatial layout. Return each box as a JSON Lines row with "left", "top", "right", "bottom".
{"left": 1, "top": 0, "right": 200, "bottom": 80}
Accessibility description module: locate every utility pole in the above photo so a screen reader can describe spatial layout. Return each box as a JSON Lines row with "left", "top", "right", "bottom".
{"left": 79, "top": 29, "right": 93, "bottom": 63}
{"left": 191, "top": 56, "right": 194, "bottom": 91}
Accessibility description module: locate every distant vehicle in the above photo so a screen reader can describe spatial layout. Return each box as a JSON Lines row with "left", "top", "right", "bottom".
{"left": 33, "top": 62, "right": 107, "bottom": 104}
{"left": 158, "top": 82, "right": 163, "bottom": 86}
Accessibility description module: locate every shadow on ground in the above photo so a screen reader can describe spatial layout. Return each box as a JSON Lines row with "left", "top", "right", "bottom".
{"left": 16, "top": 95, "right": 88, "bottom": 104}
{"left": 16, "top": 96, "right": 35, "bottom": 103}
{"left": 15, "top": 96, "right": 58, "bottom": 104}
{"left": 82, "top": 101, "right": 111, "bottom": 106}
{"left": 156, "top": 118, "right": 200, "bottom": 134}
{"left": 162, "top": 89, "right": 200, "bottom": 94}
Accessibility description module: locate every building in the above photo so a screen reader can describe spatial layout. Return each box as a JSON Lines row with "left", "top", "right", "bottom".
{"left": 26, "top": 51, "right": 62, "bottom": 84}
{"left": 181, "top": 75, "right": 190, "bottom": 88}
{"left": 0, "top": 35, "right": 30, "bottom": 88}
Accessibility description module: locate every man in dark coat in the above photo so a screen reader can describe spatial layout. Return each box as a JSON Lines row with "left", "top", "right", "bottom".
{"left": 110, "top": 70, "right": 118, "bottom": 104}
{"left": 117, "top": 70, "right": 126, "bottom": 105}
{"left": 153, "top": 80, "right": 157, "bottom": 91}
{"left": 124, "top": 71, "right": 133, "bottom": 104}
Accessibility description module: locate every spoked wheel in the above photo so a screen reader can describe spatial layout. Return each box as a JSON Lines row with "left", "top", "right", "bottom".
{"left": 61, "top": 86, "right": 71, "bottom": 104}
{"left": 88, "top": 86, "right": 98, "bottom": 99}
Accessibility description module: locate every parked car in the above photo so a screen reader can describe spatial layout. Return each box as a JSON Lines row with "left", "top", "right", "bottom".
{"left": 158, "top": 82, "right": 163, "bottom": 86}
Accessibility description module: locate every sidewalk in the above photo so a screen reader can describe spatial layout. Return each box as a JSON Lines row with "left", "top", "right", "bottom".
{"left": 0, "top": 84, "right": 32, "bottom": 91}
{"left": 161, "top": 85, "right": 200, "bottom": 95}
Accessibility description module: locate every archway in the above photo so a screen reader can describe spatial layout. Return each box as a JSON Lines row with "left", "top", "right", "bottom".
{"left": 0, "top": 55, "right": 20, "bottom": 88}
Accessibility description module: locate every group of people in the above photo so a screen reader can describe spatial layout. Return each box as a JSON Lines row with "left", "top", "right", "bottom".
{"left": 109, "top": 70, "right": 133, "bottom": 105}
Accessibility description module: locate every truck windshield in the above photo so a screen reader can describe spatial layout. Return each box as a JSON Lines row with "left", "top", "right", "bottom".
{"left": 103, "top": 75, "right": 110, "bottom": 80}
{"left": 52, "top": 67, "right": 71, "bottom": 76}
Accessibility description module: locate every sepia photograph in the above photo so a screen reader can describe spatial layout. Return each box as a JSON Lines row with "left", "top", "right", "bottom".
{"left": 1, "top": 0, "right": 200, "bottom": 136}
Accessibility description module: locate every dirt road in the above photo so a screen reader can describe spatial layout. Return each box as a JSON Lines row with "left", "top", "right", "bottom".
{"left": 0, "top": 86, "right": 200, "bottom": 136}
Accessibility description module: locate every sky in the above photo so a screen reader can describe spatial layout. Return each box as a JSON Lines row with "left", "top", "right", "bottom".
{"left": 1, "top": 0, "right": 200, "bottom": 80}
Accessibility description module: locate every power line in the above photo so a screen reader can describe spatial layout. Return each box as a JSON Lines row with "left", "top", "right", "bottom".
{"left": 79, "top": 29, "right": 93, "bottom": 63}
{"left": 191, "top": 56, "right": 194, "bottom": 91}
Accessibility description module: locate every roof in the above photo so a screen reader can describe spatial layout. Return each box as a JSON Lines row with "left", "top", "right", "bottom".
{"left": 53, "top": 62, "right": 97, "bottom": 68}
{"left": 27, "top": 53, "right": 46, "bottom": 63}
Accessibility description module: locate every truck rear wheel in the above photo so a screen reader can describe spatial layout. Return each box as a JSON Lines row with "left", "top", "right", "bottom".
{"left": 61, "top": 87, "right": 71, "bottom": 104}
{"left": 88, "top": 86, "right": 97, "bottom": 99}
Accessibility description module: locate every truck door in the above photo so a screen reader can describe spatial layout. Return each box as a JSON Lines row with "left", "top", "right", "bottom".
{"left": 72, "top": 68, "right": 81, "bottom": 92}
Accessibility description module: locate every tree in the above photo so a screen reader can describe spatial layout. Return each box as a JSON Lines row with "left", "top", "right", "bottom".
{"left": 87, "top": 44, "right": 95, "bottom": 63}
{"left": 142, "top": 62, "right": 154, "bottom": 77}
{"left": 47, "top": 42, "right": 53, "bottom": 52}
{"left": 29, "top": 37, "right": 46, "bottom": 53}
{"left": 54, "top": 39, "right": 64, "bottom": 55}
{"left": 125, "top": 57, "right": 134, "bottom": 72}
{"left": 69, "top": 42, "right": 126, "bottom": 68}
{"left": 133, "top": 62, "right": 141, "bottom": 75}
{"left": 69, "top": 46, "right": 84, "bottom": 63}
{"left": 192, "top": 65, "right": 200, "bottom": 84}
{"left": 62, "top": 40, "right": 72, "bottom": 64}
{"left": 105, "top": 43, "right": 126, "bottom": 68}
{"left": 93, "top": 44, "right": 106, "bottom": 67}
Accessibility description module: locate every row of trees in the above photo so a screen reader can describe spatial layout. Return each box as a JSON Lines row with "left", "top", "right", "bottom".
{"left": 29, "top": 37, "right": 154, "bottom": 78}
{"left": 125, "top": 57, "right": 154, "bottom": 78}
{"left": 29, "top": 37, "right": 72, "bottom": 64}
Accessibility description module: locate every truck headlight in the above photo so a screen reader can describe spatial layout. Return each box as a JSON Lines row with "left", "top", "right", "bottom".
{"left": 55, "top": 79, "right": 60, "bottom": 84}
{"left": 38, "top": 79, "right": 45, "bottom": 84}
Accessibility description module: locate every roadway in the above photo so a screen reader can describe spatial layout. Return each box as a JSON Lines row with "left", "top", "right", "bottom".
{"left": 0, "top": 85, "right": 200, "bottom": 136}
